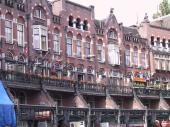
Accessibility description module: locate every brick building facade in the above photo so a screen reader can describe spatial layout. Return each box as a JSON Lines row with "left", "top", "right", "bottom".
{"left": 0, "top": 0, "right": 170, "bottom": 127}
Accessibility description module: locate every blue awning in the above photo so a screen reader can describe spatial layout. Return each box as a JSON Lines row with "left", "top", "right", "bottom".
{"left": 0, "top": 81, "right": 16, "bottom": 127}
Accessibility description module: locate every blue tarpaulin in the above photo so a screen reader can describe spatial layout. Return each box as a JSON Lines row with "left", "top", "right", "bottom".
{"left": 0, "top": 81, "right": 16, "bottom": 127}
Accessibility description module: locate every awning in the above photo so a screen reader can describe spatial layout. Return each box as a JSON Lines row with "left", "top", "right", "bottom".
{"left": 0, "top": 81, "right": 16, "bottom": 127}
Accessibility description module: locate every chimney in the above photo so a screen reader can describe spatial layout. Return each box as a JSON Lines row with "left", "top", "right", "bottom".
{"left": 52, "top": 0, "right": 65, "bottom": 15}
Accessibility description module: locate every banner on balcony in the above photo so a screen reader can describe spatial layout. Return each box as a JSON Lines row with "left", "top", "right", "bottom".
{"left": 0, "top": 81, "right": 16, "bottom": 127}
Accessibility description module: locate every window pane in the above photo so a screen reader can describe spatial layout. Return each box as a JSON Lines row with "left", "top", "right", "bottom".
{"left": 17, "top": 24, "right": 24, "bottom": 46}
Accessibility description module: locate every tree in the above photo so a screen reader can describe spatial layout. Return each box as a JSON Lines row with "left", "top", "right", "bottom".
{"left": 152, "top": 0, "right": 170, "bottom": 19}
{"left": 160, "top": 0, "right": 170, "bottom": 16}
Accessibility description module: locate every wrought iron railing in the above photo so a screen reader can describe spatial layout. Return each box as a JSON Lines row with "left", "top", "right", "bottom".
{"left": 0, "top": 70, "right": 41, "bottom": 88}
{"left": 134, "top": 88, "right": 160, "bottom": 97}
{"left": 42, "top": 78, "right": 75, "bottom": 92}
{"left": 108, "top": 85, "right": 133, "bottom": 95}
{"left": 77, "top": 82, "right": 105, "bottom": 95}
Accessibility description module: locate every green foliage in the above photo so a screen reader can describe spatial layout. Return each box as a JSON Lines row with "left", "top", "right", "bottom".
{"left": 152, "top": 0, "right": 170, "bottom": 19}
{"left": 160, "top": 0, "right": 170, "bottom": 16}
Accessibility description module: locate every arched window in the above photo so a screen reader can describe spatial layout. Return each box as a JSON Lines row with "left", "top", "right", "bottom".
{"left": 17, "top": 17, "right": 25, "bottom": 46}
{"left": 66, "top": 32, "right": 73, "bottom": 56}
{"left": 133, "top": 47, "right": 138, "bottom": 66}
{"left": 76, "top": 34, "right": 82, "bottom": 58}
{"left": 125, "top": 45, "right": 130, "bottom": 66}
{"left": 76, "top": 18, "right": 81, "bottom": 29}
{"left": 53, "top": 28, "right": 60, "bottom": 53}
{"left": 5, "top": 13, "right": 13, "bottom": 44}
{"left": 33, "top": 7, "right": 46, "bottom": 20}
{"left": 68, "top": 16, "right": 73, "bottom": 27}
{"left": 83, "top": 20, "right": 88, "bottom": 31}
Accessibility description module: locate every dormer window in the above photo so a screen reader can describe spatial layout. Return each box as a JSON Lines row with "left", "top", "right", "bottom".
{"left": 76, "top": 18, "right": 81, "bottom": 29}
{"left": 33, "top": 8, "right": 46, "bottom": 20}
{"left": 83, "top": 20, "right": 88, "bottom": 31}
{"left": 68, "top": 16, "right": 73, "bottom": 27}
{"left": 108, "top": 29, "right": 117, "bottom": 39}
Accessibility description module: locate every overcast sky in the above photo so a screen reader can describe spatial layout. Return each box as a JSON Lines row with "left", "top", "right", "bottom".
{"left": 65, "top": 0, "right": 162, "bottom": 26}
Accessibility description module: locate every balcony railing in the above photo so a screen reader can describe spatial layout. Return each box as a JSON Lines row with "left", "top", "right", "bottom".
{"left": 108, "top": 85, "right": 133, "bottom": 96}
{"left": 161, "top": 90, "right": 170, "bottom": 98}
{"left": 134, "top": 88, "right": 160, "bottom": 97}
{"left": 77, "top": 82, "right": 105, "bottom": 95}
{"left": 42, "top": 78, "right": 75, "bottom": 92}
{"left": 0, "top": 70, "right": 41, "bottom": 89}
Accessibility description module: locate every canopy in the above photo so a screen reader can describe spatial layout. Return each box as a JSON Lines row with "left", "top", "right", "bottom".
{"left": 0, "top": 81, "right": 16, "bottom": 127}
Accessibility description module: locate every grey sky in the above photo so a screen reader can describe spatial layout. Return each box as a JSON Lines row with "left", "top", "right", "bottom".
{"left": 64, "top": 0, "right": 162, "bottom": 26}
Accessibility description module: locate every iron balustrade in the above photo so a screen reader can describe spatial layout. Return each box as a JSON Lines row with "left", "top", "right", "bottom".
{"left": 42, "top": 78, "right": 75, "bottom": 92}
{"left": 134, "top": 88, "right": 160, "bottom": 97}
{"left": 161, "top": 90, "right": 170, "bottom": 97}
{"left": 108, "top": 85, "right": 133, "bottom": 95}
{"left": 0, "top": 70, "right": 41, "bottom": 88}
{"left": 77, "top": 82, "right": 105, "bottom": 95}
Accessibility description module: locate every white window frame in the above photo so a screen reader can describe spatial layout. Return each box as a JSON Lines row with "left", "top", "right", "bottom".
{"left": 5, "top": 19, "right": 13, "bottom": 44}
{"left": 108, "top": 44, "right": 120, "bottom": 65}
{"left": 17, "top": 23, "right": 24, "bottom": 47}
{"left": 66, "top": 37, "right": 73, "bottom": 56}
{"left": 33, "top": 25, "right": 48, "bottom": 51}
{"left": 33, "top": 9, "right": 46, "bottom": 20}
{"left": 76, "top": 39, "right": 82, "bottom": 58}
{"left": 53, "top": 33, "right": 60, "bottom": 54}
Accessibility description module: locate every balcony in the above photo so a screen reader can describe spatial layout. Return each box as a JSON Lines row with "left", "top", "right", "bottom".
{"left": 134, "top": 88, "right": 160, "bottom": 98}
{"left": 161, "top": 90, "right": 170, "bottom": 98}
{"left": 0, "top": 70, "right": 41, "bottom": 90}
{"left": 77, "top": 82, "right": 105, "bottom": 95}
{"left": 108, "top": 85, "right": 133, "bottom": 96}
{"left": 5, "top": 0, "right": 14, "bottom": 8}
{"left": 16, "top": 2, "right": 25, "bottom": 12}
{"left": 42, "top": 78, "right": 75, "bottom": 92}
{"left": 53, "top": 15, "right": 61, "bottom": 24}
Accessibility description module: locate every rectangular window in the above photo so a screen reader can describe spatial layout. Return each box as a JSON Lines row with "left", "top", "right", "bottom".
{"left": 97, "top": 44, "right": 102, "bottom": 61}
{"left": 86, "top": 42, "right": 90, "bottom": 58}
{"left": 33, "top": 25, "right": 48, "bottom": 51}
{"left": 66, "top": 38, "right": 72, "bottom": 56}
{"left": 134, "top": 51, "right": 138, "bottom": 66}
{"left": 141, "top": 52, "right": 145, "bottom": 67}
{"left": 53, "top": 34, "right": 60, "bottom": 53}
{"left": 17, "top": 24, "right": 24, "bottom": 46}
{"left": 5, "top": 20, "right": 13, "bottom": 43}
{"left": 108, "top": 44, "right": 120, "bottom": 65}
{"left": 76, "top": 40, "right": 81, "bottom": 58}
{"left": 125, "top": 50, "right": 130, "bottom": 66}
